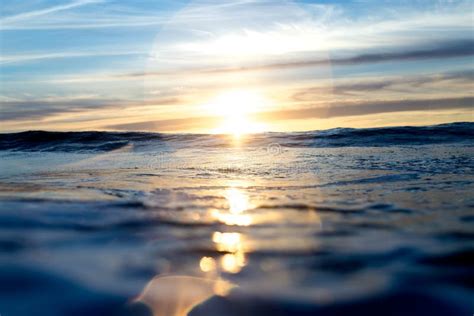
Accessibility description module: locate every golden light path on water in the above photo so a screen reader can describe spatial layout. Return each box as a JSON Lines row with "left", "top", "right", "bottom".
{"left": 137, "top": 180, "right": 322, "bottom": 316}
{"left": 210, "top": 187, "right": 253, "bottom": 226}
{"left": 137, "top": 186, "right": 252, "bottom": 316}
{"left": 201, "top": 186, "right": 251, "bottom": 274}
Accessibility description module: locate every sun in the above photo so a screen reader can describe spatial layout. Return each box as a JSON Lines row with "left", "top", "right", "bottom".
{"left": 205, "top": 90, "right": 268, "bottom": 137}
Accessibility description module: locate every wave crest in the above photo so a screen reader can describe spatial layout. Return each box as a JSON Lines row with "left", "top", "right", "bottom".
{"left": 0, "top": 122, "right": 472, "bottom": 152}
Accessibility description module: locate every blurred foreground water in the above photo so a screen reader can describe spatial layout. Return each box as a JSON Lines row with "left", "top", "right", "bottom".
{"left": 0, "top": 123, "right": 473, "bottom": 315}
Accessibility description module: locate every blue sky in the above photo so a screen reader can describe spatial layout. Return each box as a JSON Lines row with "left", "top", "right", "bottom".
{"left": 0, "top": 0, "right": 473, "bottom": 132}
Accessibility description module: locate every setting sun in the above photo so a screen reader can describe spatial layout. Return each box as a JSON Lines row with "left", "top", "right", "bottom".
{"left": 206, "top": 90, "right": 268, "bottom": 137}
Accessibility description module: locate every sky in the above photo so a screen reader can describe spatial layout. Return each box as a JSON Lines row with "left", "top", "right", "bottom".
{"left": 0, "top": 0, "right": 473, "bottom": 133}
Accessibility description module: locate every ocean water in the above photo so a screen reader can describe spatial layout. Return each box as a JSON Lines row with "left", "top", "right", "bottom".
{"left": 0, "top": 122, "right": 473, "bottom": 316}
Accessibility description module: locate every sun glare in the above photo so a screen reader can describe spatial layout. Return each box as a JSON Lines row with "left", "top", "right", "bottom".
{"left": 206, "top": 90, "right": 268, "bottom": 137}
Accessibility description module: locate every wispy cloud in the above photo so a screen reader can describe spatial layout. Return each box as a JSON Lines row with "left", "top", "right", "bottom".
{"left": 35, "top": 39, "right": 474, "bottom": 83}
{"left": 108, "top": 96, "right": 474, "bottom": 131}
{"left": 0, "top": 0, "right": 171, "bottom": 30}
{"left": 2, "top": 69, "right": 472, "bottom": 125}
{"left": 0, "top": 0, "right": 104, "bottom": 24}
{"left": 0, "top": 50, "right": 146, "bottom": 65}
{"left": 0, "top": 97, "right": 179, "bottom": 121}
{"left": 262, "top": 96, "right": 474, "bottom": 121}
{"left": 168, "top": 39, "right": 474, "bottom": 75}
{"left": 293, "top": 70, "right": 474, "bottom": 100}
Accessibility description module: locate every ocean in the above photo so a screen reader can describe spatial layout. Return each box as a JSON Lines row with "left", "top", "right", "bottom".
{"left": 0, "top": 122, "right": 473, "bottom": 316}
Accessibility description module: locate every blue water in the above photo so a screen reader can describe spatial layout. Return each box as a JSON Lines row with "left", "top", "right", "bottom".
{"left": 0, "top": 122, "right": 473, "bottom": 316}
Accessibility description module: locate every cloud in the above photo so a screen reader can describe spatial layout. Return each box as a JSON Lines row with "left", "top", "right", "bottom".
{"left": 107, "top": 116, "right": 220, "bottom": 132}
{"left": 330, "top": 40, "right": 474, "bottom": 65}
{"left": 0, "top": 0, "right": 104, "bottom": 24}
{"left": 0, "top": 99, "right": 116, "bottom": 121}
{"left": 293, "top": 70, "right": 474, "bottom": 100}
{"left": 142, "top": 0, "right": 473, "bottom": 70}
{"left": 39, "top": 39, "right": 474, "bottom": 84}
{"left": 0, "top": 14, "right": 168, "bottom": 31}
{"left": 191, "top": 39, "right": 474, "bottom": 74}
{"left": 2, "top": 69, "right": 471, "bottom": 127}
{"left": 0, "top": 97, "right": 179, "bottom": 121}
{"left": 0, "top": 0, "right": 171, "bottom": 30}
{"left": 108, "top": 96, "right": 474, "bottom": 131}
{"left": 0, "top": 51, "right": 146, "bottom": 65}
{"left": 261, "top": 96, "right": 474, "bottom": 121}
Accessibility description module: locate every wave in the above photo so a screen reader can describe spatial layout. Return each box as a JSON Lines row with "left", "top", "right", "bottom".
{"left": 269, "top": 121, "right": 474, "bottom": 148}
{"left": 0, "top": 122, "right": 472, "bottom": 152}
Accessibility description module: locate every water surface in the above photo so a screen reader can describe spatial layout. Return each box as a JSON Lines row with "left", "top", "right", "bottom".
{"left": 0, "top": 122, "right": 473, "bottom": 315}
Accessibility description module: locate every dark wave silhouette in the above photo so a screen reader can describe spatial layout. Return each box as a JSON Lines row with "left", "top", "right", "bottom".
{"left": 0, "top": 122, "right": 472, "bottom": 152}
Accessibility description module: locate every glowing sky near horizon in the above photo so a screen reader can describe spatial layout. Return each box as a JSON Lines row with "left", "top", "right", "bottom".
{"left": 0, "top": 0, "right": 473, "bottom": 133}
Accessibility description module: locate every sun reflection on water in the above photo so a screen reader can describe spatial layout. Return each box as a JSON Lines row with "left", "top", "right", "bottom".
{"left": 221, "top": 252, "right": 246, "bottom": 273}
{"left": 213, "top": 231, "right": 247, "bottom": 273}
{"left": 211, "top": 187, "right": 253, "bottom": 226}
{"left": 199, "top": 256, "right": 217, "bottom": 272}
{"left": 137, "top": 184, "right": 325, "bottom": 315}
{"left": 226, "top": 187, "right": 249, "bottom": 214}
{"left": 199, "top": 231, "right": 248, "bottom": 274}
{"left": 211, "top": 210, "right": 252, "bottom": 226}
{"left": 212, "top": 231, "right": 241, "bottom": 252}
{"left": 200, "top": 187, "right": 251, "bottom": 274}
